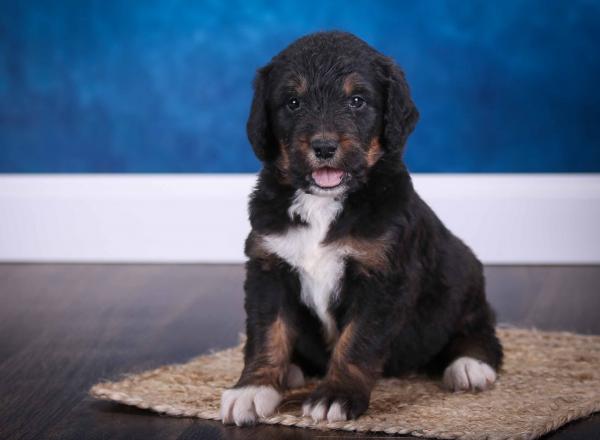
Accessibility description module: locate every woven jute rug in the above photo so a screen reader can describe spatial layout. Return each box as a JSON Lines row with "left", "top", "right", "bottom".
{"left": 91, "top": 328, "right": 600, "bottom": 440}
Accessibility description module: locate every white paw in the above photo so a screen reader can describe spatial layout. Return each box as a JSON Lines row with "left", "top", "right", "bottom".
{"left": 220, "top": 385, "right": 281, "bottom": 426}
{"left": 443, "top": 356, "right": 497, "bottom": 391}
{"left": 302, "top": 400, "right": 347, "bottom": 422}
{"left": 286, "top": 363, "right": 305, "bottom": 388}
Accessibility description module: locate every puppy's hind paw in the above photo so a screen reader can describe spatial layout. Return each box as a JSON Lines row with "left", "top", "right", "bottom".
{"left": 443, "top": 356, "right": 497, "bottom": 392}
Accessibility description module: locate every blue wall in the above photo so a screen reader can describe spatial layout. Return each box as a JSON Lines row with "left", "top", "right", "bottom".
{"left": 1, "top": 0, "right": 599, "bottom": 173}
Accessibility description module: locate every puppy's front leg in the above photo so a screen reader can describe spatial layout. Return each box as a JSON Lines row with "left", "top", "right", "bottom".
{"left": 220, "top": 262, "right": 295, "bottom": 426}
{"left": 303, "top": 281, "right": 397, "bottom": 422}
{"left": 302, "top": 321, "right": 380, "bottom": 422}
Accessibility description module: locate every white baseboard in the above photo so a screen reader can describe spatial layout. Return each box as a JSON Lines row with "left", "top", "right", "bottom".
{"left": 0, "top": 174, "right": 598, "bottom": 264}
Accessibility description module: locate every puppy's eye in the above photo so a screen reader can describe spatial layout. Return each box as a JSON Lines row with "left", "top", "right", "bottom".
{"left": 349, "top": 96, "right": 366, "bottom": 109}
{"left": 287, "top": 97, "right": 301, "bottom": 111}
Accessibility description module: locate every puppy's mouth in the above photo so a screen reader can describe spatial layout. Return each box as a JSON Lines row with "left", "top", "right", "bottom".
{"left": 310, "top": 167, "right": 346, "bottom": 189}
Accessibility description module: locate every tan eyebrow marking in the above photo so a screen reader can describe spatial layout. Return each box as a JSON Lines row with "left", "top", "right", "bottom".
{"left": 287, "top": 75, "right": 308, "bottom": 95}
{"left": 343, "top": 72, "right": 366, "bottom": 96}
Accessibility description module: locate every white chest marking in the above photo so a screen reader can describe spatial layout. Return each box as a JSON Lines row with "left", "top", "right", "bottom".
{"left": 262, "top": 191, "right": 347, "bottom": 341}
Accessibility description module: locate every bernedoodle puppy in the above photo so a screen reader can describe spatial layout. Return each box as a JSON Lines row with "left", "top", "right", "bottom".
{"left": 220, "top": 31, "right": 502, "bottom": 426}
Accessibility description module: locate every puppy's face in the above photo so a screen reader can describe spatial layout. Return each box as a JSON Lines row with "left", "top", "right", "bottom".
{"left": 270, "top": 66, "right": 383, "bottom": 196}
{"left": 247, "top": 32, "right": 419, "bottom": 196}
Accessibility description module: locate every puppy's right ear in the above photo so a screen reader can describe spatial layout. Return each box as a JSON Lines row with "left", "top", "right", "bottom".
{"left": 247, "top": 64, "right": 277, "bottom": 162}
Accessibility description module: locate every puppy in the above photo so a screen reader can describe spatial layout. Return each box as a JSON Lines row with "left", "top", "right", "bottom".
{"left": 221, "top": 31, "right": 502, "bottom": 426}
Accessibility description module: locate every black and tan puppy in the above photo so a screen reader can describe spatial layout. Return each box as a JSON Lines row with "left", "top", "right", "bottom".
{"left": 220, "top": 31, "right": 502, "bottom": 425}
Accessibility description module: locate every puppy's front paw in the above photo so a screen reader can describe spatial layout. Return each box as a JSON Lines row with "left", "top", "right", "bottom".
{"left": 220, "top": 385, "right": 281, "bottom": 426}
{"left": 443, "top": 356, "right": 497, "bottom": 391}
{"left": 302, "top": 384, "right": 369, "bottom": 422}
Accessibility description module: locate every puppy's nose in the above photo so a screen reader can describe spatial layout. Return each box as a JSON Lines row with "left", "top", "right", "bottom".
{"left": 311, "top": 139, "right": 338, "bottom": 159}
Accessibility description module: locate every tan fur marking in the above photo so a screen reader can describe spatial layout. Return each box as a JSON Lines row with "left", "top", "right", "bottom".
{"left": 288, "top": 75, "right": 308, "bottom": 95}
{"left": 366, "top": 137, "right": 383, "bottom": 167}
{"left": 276, "top": 142, "right": 291, "bottom": 184}
{"left": 260, "top": 316, "right": 294, "bottom": 384}
{"left": 245, "top": 233, "right": 278, "bottom": 271}
{"left": 335, "top": 233, "right": 393, "bottom": 275}
{"left": 245, "top": 232, "right": 265, "bottom": 259}
{"left": 267, "top": 317, "right": 292, "bottom": 364}
{"left": 237, "top": 316, "right": 294, "bottom": 390}
{"left": 339, "top": 134, "right": 359, "bottom": 153}
{"left": 330, "top": 321, "right": 355, "bottom": 367}
{"left": 327, "top": 322, "right": 376, "bottom": 391}
{"left": 297, "top": 136, "right": 311, "bottom": 153}
{"left": 296, "top": 136, "right": 322, "bottom": 168}
{"left": 343, "top": 72, "right": 363, "bottom": 96}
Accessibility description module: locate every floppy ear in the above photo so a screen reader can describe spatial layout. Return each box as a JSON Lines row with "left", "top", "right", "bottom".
{"left": 246, "top": 64, "right": 278, "bottom": 162}
{"left": 378, "top": 57, "right": 419, "bottom": 156}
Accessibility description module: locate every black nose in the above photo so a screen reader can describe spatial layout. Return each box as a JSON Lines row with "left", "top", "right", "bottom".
{"left": 311, "top": 139, "right": 338, "bottom": 159}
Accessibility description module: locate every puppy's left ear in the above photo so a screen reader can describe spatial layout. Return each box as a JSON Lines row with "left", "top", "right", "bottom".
{"left": 247, "top": 63, "right": 278, "bottom": 162}
{"left": 377, "top": 56, "right": 419, "bottom": 156}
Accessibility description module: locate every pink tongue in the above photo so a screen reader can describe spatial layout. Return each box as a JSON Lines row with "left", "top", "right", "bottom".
{"left": 312, "top": 167, "right": 344, "bottom": 188}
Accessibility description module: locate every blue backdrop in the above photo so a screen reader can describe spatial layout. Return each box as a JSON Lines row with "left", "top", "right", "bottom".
{"left": 1, "top": 0, "right": 599, "bottom": 173}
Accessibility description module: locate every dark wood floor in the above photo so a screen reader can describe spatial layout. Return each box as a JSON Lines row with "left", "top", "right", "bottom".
{"left": 0, "top": 264, "right": 599, "bottom": 440}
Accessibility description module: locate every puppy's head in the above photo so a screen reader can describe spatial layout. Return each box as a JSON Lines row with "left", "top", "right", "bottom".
{"left": 247, "top": 31, "right": 418, "bottom": 196}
